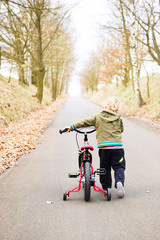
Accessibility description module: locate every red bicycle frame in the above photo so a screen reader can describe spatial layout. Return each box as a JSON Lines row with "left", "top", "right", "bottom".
{"left": 60, "top": 127, "right": 108, "bottom": 200}
{"left": 68, "top": 151, "right": 106, "bottom": 198}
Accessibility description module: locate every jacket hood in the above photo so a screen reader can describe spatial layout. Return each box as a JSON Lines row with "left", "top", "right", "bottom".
{"left": 100, "top": 110, "right": 120, "bottom": 122}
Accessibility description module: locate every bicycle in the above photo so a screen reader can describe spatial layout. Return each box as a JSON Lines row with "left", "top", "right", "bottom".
{"left": 59, "top": 127, "right": 111, "bottom": 201}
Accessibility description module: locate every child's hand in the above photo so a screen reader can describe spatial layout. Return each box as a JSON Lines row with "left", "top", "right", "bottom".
{"left": 65, "top": 126, "right": 71, "bottom": 133}
{"left": 67, "top": 127, "right": 71, "bottom": 132}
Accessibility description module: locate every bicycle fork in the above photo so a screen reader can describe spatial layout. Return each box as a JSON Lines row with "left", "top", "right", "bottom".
{"left": 67, "top": 163, "right": 107, "bottom": 198}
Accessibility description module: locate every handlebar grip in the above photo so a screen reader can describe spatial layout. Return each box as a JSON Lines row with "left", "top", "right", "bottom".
{"left": 59, "top": 129, "right": 68, "bottom": 134}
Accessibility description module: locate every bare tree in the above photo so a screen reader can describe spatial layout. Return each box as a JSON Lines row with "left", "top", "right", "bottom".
{"left": 45, "top": 15, "right": 74, "bottom": 101}
{"left": 0, "top": 1, "right": 29, "bottom": 84}
{"left": 129, "top": 0, "right": 145, "bottom": 107}
{"left": 81, "top": 53, "right": 99, "bottom": 93}
{"left": 98, "top": 37, "right": 132, "bottom": 86}
{"left": 103, "top": 0, "right": 132, "bottom": 86}
{"left": 134, "top": 0, "right": 160, "bottom": 66}
{"left": 102, "top": 0, "right": 145, "bottom": 106}
{"left": 0, "top": 0, "right": 73, "bottom": 103}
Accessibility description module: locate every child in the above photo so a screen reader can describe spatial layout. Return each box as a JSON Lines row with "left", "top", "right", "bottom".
{"left": 65, "top": 96, "right": 126, "bottom": 198}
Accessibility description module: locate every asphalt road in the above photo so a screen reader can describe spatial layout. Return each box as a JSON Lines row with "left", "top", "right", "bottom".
{"left": 0, "top": 97, "right": 160, "bottom": 240}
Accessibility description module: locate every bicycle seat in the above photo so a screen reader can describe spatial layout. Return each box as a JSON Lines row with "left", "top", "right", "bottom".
{"left": 81, "top": 146, "right": 94, "bottom": 151}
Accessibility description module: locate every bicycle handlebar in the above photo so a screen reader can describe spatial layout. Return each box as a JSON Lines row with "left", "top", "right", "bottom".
{"left": 59, "top": 128, "right": 96, "bottom": 134}
{"left": 59, "top": 129, "right": 68, "bottom": 134}
{"left": 74, "top": 128, "right": 96, "bottom": 134}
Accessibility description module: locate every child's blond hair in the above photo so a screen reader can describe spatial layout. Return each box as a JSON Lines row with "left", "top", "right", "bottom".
{"left": 103, "top": 96, "right": 121, "bottom": 112}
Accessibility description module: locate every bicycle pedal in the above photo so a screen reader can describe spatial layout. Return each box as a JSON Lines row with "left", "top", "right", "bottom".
{"left": 95, "top": 168, "right": 106, "bottom": 175}
{"left": 68, "top": 173, "right": 78, "bottom": 178}
{"left": 90, "top": 175, "right": 95, "bottom": 186}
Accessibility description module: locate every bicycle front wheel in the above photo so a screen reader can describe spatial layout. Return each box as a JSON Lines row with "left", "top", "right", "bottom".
{"left": 84, "top": 161, "right": 91, "bottom": 201}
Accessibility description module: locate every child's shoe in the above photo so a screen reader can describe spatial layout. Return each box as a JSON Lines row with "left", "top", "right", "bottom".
{"left": 116, "top": 182, "right": 125, "bottom": 198}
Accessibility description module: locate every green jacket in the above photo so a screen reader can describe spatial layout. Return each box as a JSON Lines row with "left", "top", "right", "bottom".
{"left": 70, "top": 110, "right": 124, "bottom": 148}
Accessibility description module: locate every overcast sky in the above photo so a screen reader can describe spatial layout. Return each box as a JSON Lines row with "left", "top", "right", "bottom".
{"left": 62, "top": 0, "right": 109, "bottom": 95}
{"left": 68, "top": 0, "right": 108, "bottom": 64}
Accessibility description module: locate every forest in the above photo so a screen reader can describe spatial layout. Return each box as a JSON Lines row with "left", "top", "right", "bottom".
{"left": 81, "top": 0, "right": 160, "bottom": 116}
{"left": 0, "top": 0, "right": 74, "bottom": 103}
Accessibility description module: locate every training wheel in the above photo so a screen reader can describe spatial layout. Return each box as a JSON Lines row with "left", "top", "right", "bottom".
{"left": 63, "top": 188, "right": 68, "bottom": 201}
{"left": 107, "top": 188, "right": 111, "bottom": 201}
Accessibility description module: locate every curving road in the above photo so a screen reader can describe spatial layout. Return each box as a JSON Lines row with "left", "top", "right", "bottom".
{"left": 0, "top": 97, "right": 160, "bottom": 240}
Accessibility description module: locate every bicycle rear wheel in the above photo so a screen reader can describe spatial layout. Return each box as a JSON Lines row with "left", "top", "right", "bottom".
{"left": 84, "top": 161, "right": 91, "bottom": 201}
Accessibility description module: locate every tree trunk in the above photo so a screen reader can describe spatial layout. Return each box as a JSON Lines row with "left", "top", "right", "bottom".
{"left": 35, "top": 13, "right": 45, "bottom": 103}
{"left": 51, "top": 66, "right": 58, "bottom": 101}
{"left": 130, "top": 0, "right": 145, "bottom": 107}
{"left": 44, "top": 67, "right": 50, "bottom": 88}
{"left": 143, "top": 63, "right": 150, "bottom": 98}
{"left": 59, "top": 78, "right": 64, "bottom": 95}
{"left": 31, "top": 69, "right": 37, "bottom": 86}
{"left": 8, "top": 60, "right": 13, "bottom": 83}
{"left": 51, "top": 52, "right": 60, "bottom": 101}
{"left": 116, "top": 77, "right": 119, "bottom": 87}
{"left": 36, "top": 67, "right": 45, "bottom": 103}
{"left": 18, "top": 65, "right": 25, "bottom": 85}
{"left": 122, "top": 69, "right": 128, "bottom": 87}
{"left": 146, "top": 74, "right": 150, "bottom": 98}
{"left": 120, "top": 0, "right": 132, "bottom": 87}
{"left": 31, "top": 57, "right": 37, "bottom": 86}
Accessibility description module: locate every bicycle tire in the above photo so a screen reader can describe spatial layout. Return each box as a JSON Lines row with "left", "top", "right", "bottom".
{"left": 107, "top": 188, "right": 111, "bottom": 201}
{"left": 84, "top": 161, "right": 91, "bottom": 201}
{"left": 63, "top": 188, "right": 68, "bottom": 201}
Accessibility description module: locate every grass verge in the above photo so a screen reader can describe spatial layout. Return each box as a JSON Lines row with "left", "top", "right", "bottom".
{"left": 0, "top": 75, "right": 52, "bottom": 125}
{"left": 85, "top": 73, "right": 160, "bottom": 123}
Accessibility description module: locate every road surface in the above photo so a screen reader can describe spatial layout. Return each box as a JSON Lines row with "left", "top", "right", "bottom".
{"left": 0, "top": 97, "right": 160, "bottom": 240}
